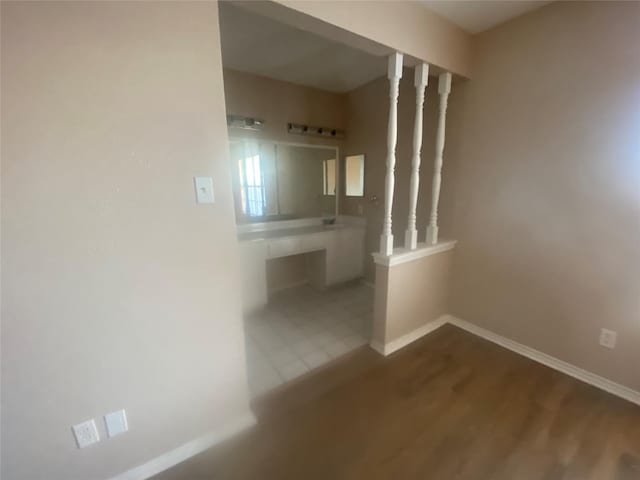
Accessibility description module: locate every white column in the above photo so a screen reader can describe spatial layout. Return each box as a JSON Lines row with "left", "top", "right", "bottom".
{"left": 426, "top": 72, "right": 452, "bottom": 245}
{"left": 404, "top": 63, "right": 429, "bottom": 250}
{"left": 380, "top": 52, "right": 403, "bottom": 256}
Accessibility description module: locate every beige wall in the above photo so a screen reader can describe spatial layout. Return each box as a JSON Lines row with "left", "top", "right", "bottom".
{"left": 223, "top": 68, "right": 347, "bottom": 146}
{"left": 445, "top": 1, "right": 640, "bottom": 391}
{"left": 1, "top": 2, "right": 251, "bottom": 479}
{"left": 240, "top": 0, "right": 472, "bottom": 78}
{"left": 224, "top": 69, "right": 343, "bottom": 223}
{"left": 373, "top": 250, "right": 453, "bottom": 345}
{"left": 344, "top": 72, "right": 446, "bottom": 281}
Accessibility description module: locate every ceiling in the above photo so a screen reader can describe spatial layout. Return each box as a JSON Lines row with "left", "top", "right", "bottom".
{"left": 219, "top": 1, "right": 553, "bottom": 93}
{"left": 421, "top": 0, "right": 552, "bottom": 34}
{"left": 219, "top": 2, "right": 387, "bottom": 94}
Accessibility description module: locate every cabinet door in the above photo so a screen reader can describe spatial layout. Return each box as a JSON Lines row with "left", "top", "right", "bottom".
{"left": 267, "top": 237, "right": 302, "bottom": 259}
{"left": 331, "top": 228, "right": 365, "bottom": 284}
{"left": 238, "top": 240, "right": 268, "bottom": 314}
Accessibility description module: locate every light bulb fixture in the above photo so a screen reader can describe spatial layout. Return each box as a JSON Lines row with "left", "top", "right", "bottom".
{"left": 287, "top": 122, "right": 344, "bottom": 139}
{"left": 227, "top": 114, "right": 264, "bottom": 131}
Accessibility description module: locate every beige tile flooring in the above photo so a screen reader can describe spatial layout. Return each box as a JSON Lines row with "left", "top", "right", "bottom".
{"left": 244, "top": 281, "right": 373, "bottom": 397}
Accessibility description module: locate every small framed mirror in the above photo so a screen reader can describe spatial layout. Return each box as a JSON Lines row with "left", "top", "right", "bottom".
{"left": 345, "top": 154, "right": 365, "bottom": 197}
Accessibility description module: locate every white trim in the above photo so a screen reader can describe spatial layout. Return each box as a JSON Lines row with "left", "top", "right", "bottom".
{"left": 369, "top": 315, "right": 448, "bottom": 356}
{"left": 108, "top": 411, "right": 256, "bottom": 480}
{"left": 368, "top": 313, "right": 640, "bottom": 406}
{"left": 369, "top": 339, "right": 386, "bottom": 355}
{"left": 372, "top": 239, "right": 456, "bottom": 267}
{"left": 447, "top": 316, "right": 640, "bottom": 407}
{"left": 425, "top": 72, "right": 452, "bottom": 246}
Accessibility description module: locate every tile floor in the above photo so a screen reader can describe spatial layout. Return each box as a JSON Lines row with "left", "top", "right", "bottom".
{"left": 244, "top": 281, "right": 374, "bottom": 397}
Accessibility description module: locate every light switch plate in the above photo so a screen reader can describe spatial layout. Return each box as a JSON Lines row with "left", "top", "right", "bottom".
{"left": 104, "top": 409, "right": 128, "bottom": 438}
{"left": 72, "top": 419, "right": 100, "bottom": 448}
{"left": 194, "top": 176, "right": 215, "bottom": 204}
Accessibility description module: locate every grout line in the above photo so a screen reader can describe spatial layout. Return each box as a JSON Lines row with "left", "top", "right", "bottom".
{"left": 244, "top": 283, "right": 373, "bottom": 397}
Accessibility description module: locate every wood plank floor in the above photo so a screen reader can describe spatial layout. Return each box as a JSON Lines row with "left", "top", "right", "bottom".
{"left": 153, "top": 325, "right": 640, "bottom": 480}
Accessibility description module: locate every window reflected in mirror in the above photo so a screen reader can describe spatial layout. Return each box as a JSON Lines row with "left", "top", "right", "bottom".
{"left": 345, "top": 154, "right": 365, "bottom": 197}
{"left": 237, "top": 149, "right": 265, "bottom": 217}
{"left": 323, "top": 158, "right": 336, "bottom": 196}
{"left": 229, "top": 139, "right": 338, "bottom": 223}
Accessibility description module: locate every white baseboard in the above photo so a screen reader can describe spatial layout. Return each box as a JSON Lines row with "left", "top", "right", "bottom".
{"left": 369, "top": 314, "right": 640, "bottom": 407}
{"left": 369, "top": 339, "right": 385, "bottom": 355}
{"left": 369, "top": 315, "right": 448, "bottom": 356}
{"left": 447, "top": 316, "right": 640, "bottom": 407}
{"left": 109, "top": 410, "right": 256, "bottom": 480}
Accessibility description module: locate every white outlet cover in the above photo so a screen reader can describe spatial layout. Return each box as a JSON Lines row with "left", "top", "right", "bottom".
{"left": 194, "top": 176, "right": 215, "bottom": 204}
{"left": 599, "top": 328, "right": 617, "bottom": 349}
{"left": 104, "top": 409, "right": 128, "bottom": 438}
{"left": 72, "top": 419, "right": 100, "bottom": 449}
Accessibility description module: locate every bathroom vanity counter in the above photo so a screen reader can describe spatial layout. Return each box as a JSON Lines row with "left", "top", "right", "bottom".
{"left": 236, "top": 218, "right": 365, "bottom": 313}
{"left": 237, "top": 224, "right": 342, "bottom": 242}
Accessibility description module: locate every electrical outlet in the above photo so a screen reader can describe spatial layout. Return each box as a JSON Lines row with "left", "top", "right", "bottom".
{"left": 599, "top": 328, "right": 617, "bottom": 349}
{"left": 72, "top": 419, "right": 100, "bottom": 449}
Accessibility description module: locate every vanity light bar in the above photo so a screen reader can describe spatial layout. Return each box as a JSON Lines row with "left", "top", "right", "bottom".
{"left": 287, "top": 122, "right": 345, "bottom": 139}
{"left": 227, "top": 114, "right": 264, "bottom": 131}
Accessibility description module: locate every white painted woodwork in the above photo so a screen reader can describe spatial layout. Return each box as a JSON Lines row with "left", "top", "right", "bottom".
{"left": 380, "top": 52, "right": 403, "bottom": 256}
{"left": 404, "top": 63, "right": 430, "bottom": 250}
{"left": 426, "top": 72, "right": 452, "bottom": 245}
{"left": 372, "top": 239, "right": 457, "bottom": 267}
{"left": 109, "top": 412, "right": 257, "bottom": 480}
{"left": 238, "top": 223, "right": 365, "bottom": 313}
{"left": 332, "top": 227, "right": 365, "bottom": 283}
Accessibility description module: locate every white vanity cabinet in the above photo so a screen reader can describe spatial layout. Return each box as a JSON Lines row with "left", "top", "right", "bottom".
{"left": 237, "top": 222, "right": 365, "bottom": 314}
{"left": 237, "top": 239, "right": 269, "bottom": 314}
{"left": 326, "top": 227, "right": 365, "bottom": 285}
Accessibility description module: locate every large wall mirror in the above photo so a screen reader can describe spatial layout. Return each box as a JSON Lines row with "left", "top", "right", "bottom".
{"left": 229, "top": 139, "right": 339, "bottom": 223}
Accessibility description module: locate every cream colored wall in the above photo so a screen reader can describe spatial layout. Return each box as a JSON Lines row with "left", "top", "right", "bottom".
{"left": 373, "top": 250, "right": 453, "bottom": 344}
{"left": 223, "top": 68, "right": 347, "bottom": 146}
{"left": 445, "top": 1, "right": 640, "bottom": 391}
{"left": 1, "top": 2, "right": 251, "bottom": 479}
{"left": 242, "top": 0, "right": 472, "bottom": 78}
{"left": 344, "top": 73, "right": 445, "bottom": 281}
